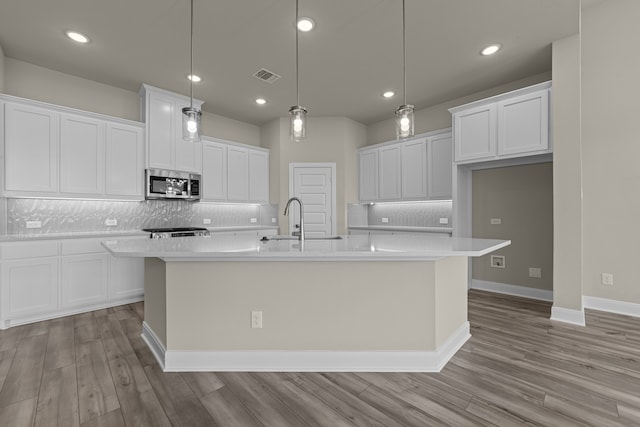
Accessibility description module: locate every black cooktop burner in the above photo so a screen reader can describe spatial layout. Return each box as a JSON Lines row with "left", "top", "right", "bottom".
{"left": 142, "top": 227, "right": 208, "bottom": 233}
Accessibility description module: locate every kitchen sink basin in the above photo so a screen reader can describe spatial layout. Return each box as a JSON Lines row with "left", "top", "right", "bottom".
{"left": 261, "top": 235, "right": 342, "bottom": 241}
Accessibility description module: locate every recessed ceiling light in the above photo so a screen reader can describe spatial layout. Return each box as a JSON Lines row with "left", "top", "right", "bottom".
{"left": 481, "top": 44, "right": 502, "bottom": 56}
{"left": 255, "top": 98, "right": 267, "bottom": 105}
{"left": 187, "top": 74, "right": 202, "bottom": 82}
{"left": 66, "top": 31, "right": 89, "bottom": 44}
{"left": 382, "top": 91, "right": 395, "bottom": 99}
{"left": 297, "top": 17, "right": 315, "bottom": 32}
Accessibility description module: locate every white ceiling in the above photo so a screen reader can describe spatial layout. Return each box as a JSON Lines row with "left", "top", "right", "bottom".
{"left": 0, "top": 0, "right": 579, "bottom": 126}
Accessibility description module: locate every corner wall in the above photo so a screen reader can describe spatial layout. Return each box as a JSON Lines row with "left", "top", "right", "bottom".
{"left": 0, "top": 43, "right": 5, "bottom": 93}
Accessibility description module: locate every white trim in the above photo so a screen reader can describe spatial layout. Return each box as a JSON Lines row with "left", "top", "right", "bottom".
{"left": 471, "top": 279, "right": 553, "bottom": 301}
{"left": 141, "top": 321, "right": 167, "bottom": 370}
{"left": 147, "top": 322, "right": 469, "bottom": 373}
{"left": 550, "top": 305, "right": 585, "bottom": 326}
{"left": 288, "top": 163, "right": 337, "bottom": 236}
{"left": 583, "top": 296, "right": 640, "bottom": 318}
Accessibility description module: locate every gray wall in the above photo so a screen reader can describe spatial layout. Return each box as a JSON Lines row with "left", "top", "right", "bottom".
{"left": 472, "top": 163, "right": 553, "bottom": 291}
{"left": 3, "top": 58, "right": 261, "bottom": 146}
{"left": 0, "top": 43, "right": 5, "bottom": 93}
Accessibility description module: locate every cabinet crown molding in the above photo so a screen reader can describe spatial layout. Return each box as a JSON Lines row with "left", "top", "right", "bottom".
{"left": 448, "top": 81, "right": 551, "bottom": 114}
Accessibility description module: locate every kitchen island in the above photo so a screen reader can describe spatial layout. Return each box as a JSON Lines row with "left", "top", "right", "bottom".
{"left": 103, "top": 233, "right": 509, "bottom": 372}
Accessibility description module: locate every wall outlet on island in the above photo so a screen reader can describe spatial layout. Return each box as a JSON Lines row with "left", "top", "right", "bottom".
{"left": 26, "top": 220, "right": 42, "bottom": 229}
{"left": 490, "top": 218, "right": 502, "bottom": 225}
{"left": 105, "top": 219, "right": 117, "bottom": 227}
{"left": 529, "top": 267, "right": 542, "bottom": 278}
{"left": 381, "top": 217, "right": 389, "bottom": 223}
{"left": 251, "top": 311, "right": 263, "bottom": 328}
{"left": 203, "top": 218, "right": 212, "bottom": 225}
{"left": 439, "top": 218, "right": 449, "bottom": 225}
{"left": 491, "top": 255, "right": 505, "bottom": 268}
{"left": 250, "top": 218, "right": 258, "bottom": 223}
{"left": 601, "top": 273, "right": 614, "bottom": 286}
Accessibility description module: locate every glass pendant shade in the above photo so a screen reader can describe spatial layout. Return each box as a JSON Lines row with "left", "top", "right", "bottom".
{"left": 395, "top": 104, "right": 414, "bottom": 139}
{"left": 289, "top": 105, "right": 307, "bottom": 143}
{"left": 182, "top": 106, "right": 202, "bottom": 142}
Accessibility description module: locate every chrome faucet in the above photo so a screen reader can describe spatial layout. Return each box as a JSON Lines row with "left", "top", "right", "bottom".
{"left": 284, "top": 197, "right": 305, "bottom": 242}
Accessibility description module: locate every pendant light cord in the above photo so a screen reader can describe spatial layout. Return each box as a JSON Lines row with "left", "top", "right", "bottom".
{"left": 402, "top": 0, "right": 406, "bottom": 106}
{"left": 295, "top": 0, "right": 300, "bottom": 107}
{"left": 189, "top": 0, "right": 194, "bottom": 109}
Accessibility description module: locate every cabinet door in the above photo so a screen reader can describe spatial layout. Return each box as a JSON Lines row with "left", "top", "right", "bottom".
{"left": 453, "top": 103, "right": 497, "bottom": 162}
{"left": 1, "top": 258, "right": 59, "bottom": 322}
{"left": 498, "top": 89, "right": 549, "bottom": 156}
{"left": 60, "top": 114, "right": 105, "bottom": 195}
{"left": 202, "top": 141, "right": 227, "bottom": 201}
{"left": 4, "top": 102, "right": 59, "bottom": 193}
{"left": 428, "top": 132, "right": 453, "bottom": 199}
{"left": 378, "top": 145, "right": 402, "bottom": 200}
{"left": 147, "top": 93, "right": 175, "bottom": 170}
{"left": 358, "top": 149, "right": 378, "bottom": 201}
{"left": 249, "top": 150, "right": 269, "bottom": 202}
{"left": 60, "top": 254, "right": 109, "bottom": 309}
{"left": 227, "top": 146, "right": 249, "bottom": 201}
{"left": 174, "top": 100, "right": 200, "bottom": 173}
{"left": 105, "top": 123, "right": 144, "bottom": 198}
{"left": 109, "top": 256, "right": 144, "bottom": 300}
{"left": 401, "top": 138, "right": 428, "bottom": 199}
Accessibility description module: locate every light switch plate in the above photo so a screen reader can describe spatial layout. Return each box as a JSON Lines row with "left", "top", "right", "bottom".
{"left": 251, "top": 311, "right": 263, "bottom": 328}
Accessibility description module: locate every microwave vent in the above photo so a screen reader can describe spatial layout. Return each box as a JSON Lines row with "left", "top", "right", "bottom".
{"left": 253, "top": 68, "right": 281, "bottom": 84}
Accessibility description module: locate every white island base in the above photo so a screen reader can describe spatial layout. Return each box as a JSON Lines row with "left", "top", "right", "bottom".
{"left": 142, "top": 256, "right": 470, "bottom": 372}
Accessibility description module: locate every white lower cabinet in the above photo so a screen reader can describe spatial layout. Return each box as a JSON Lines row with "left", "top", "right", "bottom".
{"left": 110, "top": 256, "right": 144, "bottom": 300}
{"left": 60, "top": 253, "right": 109, "bottom": 309}
{"left": 0, "top": 236, "right": 144, "bottom": 329}
{"left": 0, "top": 258, "right": 59, "bottom": 326}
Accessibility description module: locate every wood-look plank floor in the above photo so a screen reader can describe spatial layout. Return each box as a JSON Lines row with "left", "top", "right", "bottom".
{"left": 1, "top": 290, "right": 640, "bottom": 426}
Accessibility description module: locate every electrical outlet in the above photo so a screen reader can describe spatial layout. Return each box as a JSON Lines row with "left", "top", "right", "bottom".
{"left": 381, "top": 217, "right": 389, "bottom": 223}
{"left": 272, "top": 217, "right": 277, "bottom": 223}
{"left": 490, "top": 218, "right": 502, "bottom": 225}
{"left": 26, "top": 220, "right": 42, "bottom": 229}
{"left": 491, "top": 255, "right": 505, "bottom": 268}
{"left": 203, "top": 218, "right": 212, "bottom": 225}
{"left": 529, "top": 267, "right": 542, "bottom": 278}
{"left": 105, "top": 219, "right": 117, "bottom": 227}
{"left": 439, "top": 218, "right": 449, "bottom": 225}
{"left": 251, "top": 311, "right": 263, "bottom": 328}
{"left": 601, "top": 273, "right": 614, "bottom": 286}
{"left": 250, "top": 218, "right": 258, "bottom": 223}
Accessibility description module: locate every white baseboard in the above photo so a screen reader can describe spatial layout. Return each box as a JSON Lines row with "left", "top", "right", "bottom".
{"left": 471, "top": 279, "right": 553, "bottom": 301}
{"left": 141, "top": 321, "right": 167, "bottom": 370}
{"left": 143, "top": 322, "right": 470, "bottom": 373}
{"left": 550, "top": 305, "right": 586, "bottom": 326}
{"left": 583, "top": 296, "right": 640, "bottom": 318}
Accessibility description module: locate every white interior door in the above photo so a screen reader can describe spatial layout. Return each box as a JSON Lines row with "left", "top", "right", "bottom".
{"left": 289, "top": 163, "right": 336, "bottom": 237}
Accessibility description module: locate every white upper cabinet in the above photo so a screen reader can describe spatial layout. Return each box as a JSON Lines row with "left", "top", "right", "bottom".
{"left": 140, "top": 84, "right": 203, "bottom": 173}
{"left": 498, "top": 89, "right": 549, "bottom": 156}
{"left": 450, "top": 81, "right": 552, "bottom": 164}
{"left": 2, "top": 96, "right": 144, "bottom": 200}
{"left": 453, "top": 103, "right": 496, "bottom": 163}
{"left": 4, "top": 102, "right": 59, "bottom": 193}
{"left": 378, "top": 145, "right": 402, "bottom": 200}
{"left": 60, "top": 113, "right": 105, "bottom": 195}
{"left": 358, "top": 129, "right": 452, "bottom": 202}
{"left": 249, "top": 149, "right": 269, "bottom": 203}
{"left": 428, "top": 132, "right": 453, "bottom": 199}
{"left": 227, "top": 146, "right": 249, "bottom": 201}
{"left": 201, "top": 139, "right": 228, "bottom": 201}
{"left": 358, "top": 148, "right": 378, "bottom": 202}
{"left": 105, "top": 123, "right": 144, "bottom": 198}
{"left": 401, "top": 137, "right": 428, "bottom": 199}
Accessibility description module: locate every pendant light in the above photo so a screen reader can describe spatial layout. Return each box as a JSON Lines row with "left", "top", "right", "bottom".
{"left": 289, "top": 0, "right": 307, "bottom": 142}
{"left": 395, "top": 0, "right": 414, "bottom": 139}
{"left": 182, "top": 0, "right": 201, "bottom": 142}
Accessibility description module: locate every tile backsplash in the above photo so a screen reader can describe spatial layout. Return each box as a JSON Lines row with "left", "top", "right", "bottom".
{"left": 5, "top": 198, "right": 278, "bottom": 235}
{"left": 348, "top": 200, "right": 453, "bottom": 228}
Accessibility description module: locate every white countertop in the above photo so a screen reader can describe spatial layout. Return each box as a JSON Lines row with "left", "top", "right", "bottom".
{"left": 348, "top": 225, "right": 453, "bottom": 234}
{"left": 102, "top": 233, "right": 510, "bottom": 262}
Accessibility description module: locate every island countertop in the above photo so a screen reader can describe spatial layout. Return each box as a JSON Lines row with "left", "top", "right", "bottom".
{"left": 102, "top": 233, "right": 510, "bottom": 261}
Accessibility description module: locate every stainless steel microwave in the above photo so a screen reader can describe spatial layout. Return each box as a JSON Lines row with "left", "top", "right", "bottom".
{"left": 145, "top": 169, "right": 201, "bottom": 201}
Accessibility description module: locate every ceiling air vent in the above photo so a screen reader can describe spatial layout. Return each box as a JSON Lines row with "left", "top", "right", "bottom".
{"left": 253, "top": 68, "right": 281, "bottom": 84}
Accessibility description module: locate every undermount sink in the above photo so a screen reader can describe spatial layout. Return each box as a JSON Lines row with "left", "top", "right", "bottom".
{"left": 261, "top": 235, "right": 343, "bottom": 241}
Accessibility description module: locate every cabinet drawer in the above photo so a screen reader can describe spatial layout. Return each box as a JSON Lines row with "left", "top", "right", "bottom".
{"left": 0, "top": 241, "right": 59, "bottom": 260}
{"left": 61, "top": 238, "right": 108, "bottom": 255}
